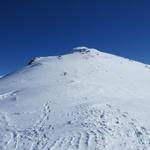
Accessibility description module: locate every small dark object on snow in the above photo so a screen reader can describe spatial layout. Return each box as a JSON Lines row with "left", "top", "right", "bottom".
{"left": 67, "top": 121, "right": 72, "bottom": 125}
{"left": 116, "top": 121, "right": 119, "bottom": 124}
{"left": 64, "top": 72, "right": 67, "bottom": 76}
{"left": 58, "top": 55, "right": 62, "bottom": 59}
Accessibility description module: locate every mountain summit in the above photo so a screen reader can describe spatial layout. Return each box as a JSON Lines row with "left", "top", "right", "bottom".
{"left": 0, "top": 47, "right": 150, "bottom": 150}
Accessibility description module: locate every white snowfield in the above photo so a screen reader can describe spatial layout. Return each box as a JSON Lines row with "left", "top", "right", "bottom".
{"left": 0, "top": 47, "right": 150, "bottom": 150}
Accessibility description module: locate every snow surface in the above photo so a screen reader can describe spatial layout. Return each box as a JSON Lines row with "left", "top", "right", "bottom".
{"left": 0, "top": 47, "right": 150, "bottom": 150}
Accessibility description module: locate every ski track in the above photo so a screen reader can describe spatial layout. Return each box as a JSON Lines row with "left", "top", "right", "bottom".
{"left": 1, "top": 101, "right": 150, "bottom": 150}
{"left": 1, "top": 48, "right": 150, "bottom": 150}
{"left": 0, "top": 91, "right": 18, "bottom": 102}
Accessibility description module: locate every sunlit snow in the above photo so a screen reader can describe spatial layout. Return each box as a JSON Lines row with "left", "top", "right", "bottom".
{"left": 0, "top": 47, "right": 150, "bottom": 150}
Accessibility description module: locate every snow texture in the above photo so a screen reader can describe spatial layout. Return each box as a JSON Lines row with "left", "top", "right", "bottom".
{"left": 0, "top": 47, "right": 150, "bottom": 150}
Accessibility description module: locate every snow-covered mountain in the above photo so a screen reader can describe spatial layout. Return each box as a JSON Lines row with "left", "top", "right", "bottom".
{"left": 0, "top": 47, "right": 150, "bottom": 150}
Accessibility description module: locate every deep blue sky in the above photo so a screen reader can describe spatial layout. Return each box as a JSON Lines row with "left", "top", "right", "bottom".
{"left": 0, "top": 0, "right": 150, "bottom": 75}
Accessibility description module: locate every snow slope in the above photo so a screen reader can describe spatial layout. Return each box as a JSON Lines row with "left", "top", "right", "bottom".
{"left": 0, "top": 47, "right": 150, "bottom": 150}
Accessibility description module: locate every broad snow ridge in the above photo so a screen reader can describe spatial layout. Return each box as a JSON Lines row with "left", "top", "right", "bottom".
{"left": 0, "top": 47, "right": 150, "bottom": 150}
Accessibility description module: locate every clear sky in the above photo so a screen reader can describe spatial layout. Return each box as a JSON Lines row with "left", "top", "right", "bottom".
{"left": 0, "top": 0, "right": 150, "bottom": 75}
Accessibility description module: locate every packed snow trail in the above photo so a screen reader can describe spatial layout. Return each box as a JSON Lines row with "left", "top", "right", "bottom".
{"left": 0, "top": 47, "right": 150, "bottom": 150}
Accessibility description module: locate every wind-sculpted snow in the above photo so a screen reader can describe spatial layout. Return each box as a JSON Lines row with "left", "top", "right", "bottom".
{"left": 0, "top": 47, "right": 150, "bottom": 149}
